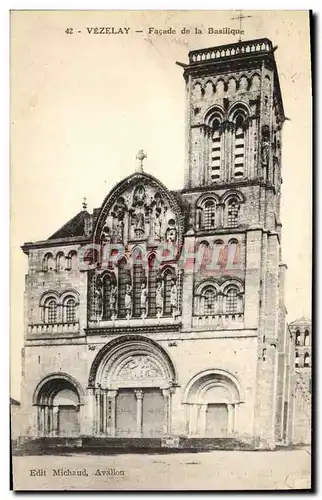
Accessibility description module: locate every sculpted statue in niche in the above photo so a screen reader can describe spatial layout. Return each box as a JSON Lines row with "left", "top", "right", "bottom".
{"left": 170, "top": 278, "right": 178, "bottom": 311}
{"left": 113, "top": 196, "right": 127, "bottom": 221}
{"left": 133, "top": 185, "right": 146, "bottom": 207}
{"left": 101, "top": 225, "right": 111, "bottom": 244}
{"left": 151, "top": 192, "right": 164, "bottom": 242}
{"left": 156, "top": 280, "right": 164, "bottom": 318}
{"left": 153, "top": 215, "right": 162, "bottom": 242}
{"left": 154, "top": 192, "right": 162, "bottom": 213}
{"left": 94, "top": 275, "right": 103, "bottom": 321}
{"left": 111, "top": 196, "right": 127, "bottom": 243}
{"left": 124, "top": 283, "right": 132, "bottom": 319}
{"left": 134, "top": 211, "right": 145, "bottom": 238}
{"left": 114, "top": 220, "right": 124, "bottom": 243}
{"left": 166, "top": 219, "right": 177, "bottom": 243}
{"left": 109, "top": 284, "right": 117, "bottom": 320}
{"left": 261, "top": 125, "right": 270, "bottom": 167}
{"left": 140, "top": 282, "right": 148, "bottom": 318}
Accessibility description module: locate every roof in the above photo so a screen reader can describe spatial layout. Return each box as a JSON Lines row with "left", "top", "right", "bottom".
{"left": 289, "top": 317, "right": 311, "bottom": 326}
{"left": 49, "top": 210, "right": 91, "bottom": 240}
{"left": 10, "top": 397, "right": 20, "bottom": 406}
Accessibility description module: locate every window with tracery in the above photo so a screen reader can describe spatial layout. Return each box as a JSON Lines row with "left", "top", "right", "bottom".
{"left": 203, "top": 199, "right": 216, "bottom": 230}
{"left": 148, "top": 254, "right": 158, "bottom": 317}
{"left": 227, "top": 199, "right": 239, "bottom": 228}
{"left": 202, "top": 287, "right": 217, "bottom": 315}
{"left": 118, "top": 258, "right": 130, "bottom": 318}
{"left": 65, "top": 298, "right": 76, "bottom": 323}
{"left": 163, "top": 269, "right": 174, "bottom": 316}
{"left": 102, "top": 274, "right": 111, "bottom": 320}
{"left": 47, "top": 299, "right": 58, "bottom": 324}
{"left": 133, "top": 262, "right": 145, "bottom": 318}
{"left": 225, "top": 287, "right": 238, "bottom": 314}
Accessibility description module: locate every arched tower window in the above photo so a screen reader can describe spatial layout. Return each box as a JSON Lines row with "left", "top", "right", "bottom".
{"left": 304, "top": 352, "right": 310, "bottom": 368}
{"left": 227, "top": 198, "right": 240, "bottom": 228}
{"left": 66, "top": 251, "right": 77, "bottom": 271}
{"left": 203, "top": 199, "right": 216, "bottom": 230}
{"left": 234, "top": 114, "right": 245, "bottom": 178}
{"left": 304, "top": 330, "right": 310, "bottom": 346}
{"left": 295, "top": 351, "right": 299, "bottom": 367}
{"left": 202, "top": 287, "right": 217, "bottom": 315}
{"left": 43, "top": 253, "right": 54, "bottom": 272}
{"left": 47, "top": 299, "right": 58, "bottom": 324}
{"left": 225, "top": 286, "right": 238, "bottom": 314}
{"left": 210, "top": 118, "right": 222, "bottom": 181}
{"left": 64, "top": 297, "right": 77, "bottom": 323}
{"left": 56, "top": 252, "right": 65, "bottom": 272}
{"left": 295, "top": 330, "right": 301, "bottom": 346}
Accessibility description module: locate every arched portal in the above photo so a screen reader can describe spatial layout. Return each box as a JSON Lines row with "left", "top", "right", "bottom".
{"left": 183, "top": 370, "right": 243, "bottom": 438}
{"left": 33, "top": 373, "right": 84, "bottom": 437}
{"left": 88, "top": 335, "right": 177, "bottom": 438}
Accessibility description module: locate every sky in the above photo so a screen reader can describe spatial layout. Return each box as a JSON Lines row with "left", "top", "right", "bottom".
{"left": 10, "top": 10, "right": 312, "bottom": 399}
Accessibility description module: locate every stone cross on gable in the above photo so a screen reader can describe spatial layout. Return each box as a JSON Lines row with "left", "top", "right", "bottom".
{"left": 230, "top": 10, "right": 252, "bottom": 42}
{"left": 136, "top": 149, "right": 147, "bottom": 172}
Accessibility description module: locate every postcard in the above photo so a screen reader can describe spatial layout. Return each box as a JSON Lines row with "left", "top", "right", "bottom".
{"left": 10, "top": 10, "right": 312, "bottom": 491}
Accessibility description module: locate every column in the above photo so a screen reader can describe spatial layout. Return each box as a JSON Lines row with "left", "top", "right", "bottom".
{"left": 102, "top": 390, "right": 107, "bottom": 434}
{"left": 134, "top": 390, "right": 144, "bottom": 437}
{"left": 38, "top": 406, "right": 43, "bottom": 436}
{"left": 87, "top": 387, "right": 95, "bottom": 436}
{"left": 162, "top": 389, "right": 169, "bottom": 435}
{"left": 234, "top": 403, "right": 239, "bottom": 435}
{"left": 95, "top": 387, "right": 101, "bottom": 434}
{"left": 107, "top": 390, "right": 117, "bottom": 437}
{"left": 227, "top": 404, "right": 234, "bottom": 435}
{"left": 44, "top": 406, "right": 48, "bottom": 436}
{"left": 199, "top": 404, "right": 208, "bottom": 437}
{"left": 53, "top": 406, "right": 59, "bottom": 436}
{"left": 183, "top": 403, "right": 190, "bottom": 436}
{"left": 162, "top": 388, "right": 174, "bottom": 435}
{"left": 190, "top": 404, "right": 199, "bottom": 436}
{"left": 48, "top": 407, "right": 52, "bottom": 436}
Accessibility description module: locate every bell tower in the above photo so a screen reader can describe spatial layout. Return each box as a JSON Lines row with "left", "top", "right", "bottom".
{"left": 178, "top": 39, "right": 289, "bottom": 447}
{"left": 181, "top": 39, "right": 285, "bottom": 197}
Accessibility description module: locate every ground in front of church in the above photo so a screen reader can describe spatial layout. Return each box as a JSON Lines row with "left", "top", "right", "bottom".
{"left": 13, "top": 447, "right": 311, "bottom": 490}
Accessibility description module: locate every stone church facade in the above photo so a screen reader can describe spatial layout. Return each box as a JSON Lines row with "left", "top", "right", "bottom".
{"left": 20, "top": 38, "right": 295, "bottom": 449}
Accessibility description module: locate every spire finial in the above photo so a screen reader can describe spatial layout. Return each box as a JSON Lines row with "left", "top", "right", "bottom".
{"left": 136, "top": 149, "right": 147, "bottom": 172}
{"left": 230, "top": 10, "right": 252, "bottom": 42}
{"left": 82, "top": 197, "right": 87, "bottom": 210}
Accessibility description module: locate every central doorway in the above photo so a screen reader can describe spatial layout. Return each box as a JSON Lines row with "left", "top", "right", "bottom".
{"left": 205, "top": 404, "right": 228, "bottom": 437}
{"left": 89, "top": 335, "right": 177, "bottom": 438}
{"left": 115, "top": 388, "right": 164, "bottom": 437}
